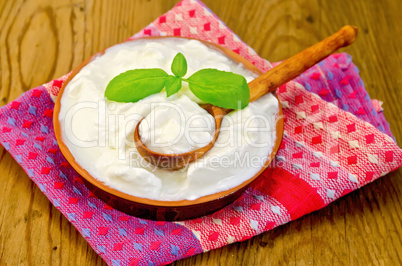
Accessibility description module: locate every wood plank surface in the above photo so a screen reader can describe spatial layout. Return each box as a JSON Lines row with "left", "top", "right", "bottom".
{"left": 0, "top": 0, "right": 401, "bottom": 265}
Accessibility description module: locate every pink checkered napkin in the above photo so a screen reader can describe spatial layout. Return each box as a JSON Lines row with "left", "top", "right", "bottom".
{"left": 1, "top": 0, "right": 401, "bottom": 265}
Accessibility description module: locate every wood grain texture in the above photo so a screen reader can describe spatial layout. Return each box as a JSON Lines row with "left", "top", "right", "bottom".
{"left": 249, "top": 25, "right": 358, "bottom": 102}
{"left": 0, "top": 0, "right": 401, "bottom": 265}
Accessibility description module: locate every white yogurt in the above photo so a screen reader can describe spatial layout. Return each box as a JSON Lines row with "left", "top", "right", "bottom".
{"left": 59, "top": 38, "right": 279, "bottom": 201}
{"left": 139, "top": 94, "right": 215, "bottom": 154}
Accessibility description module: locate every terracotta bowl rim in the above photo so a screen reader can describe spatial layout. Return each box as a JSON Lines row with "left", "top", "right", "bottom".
{"left": 53, "top": 36, "right": 284, "bottom": 207}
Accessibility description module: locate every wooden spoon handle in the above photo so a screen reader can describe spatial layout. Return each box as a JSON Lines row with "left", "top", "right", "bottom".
{"left": 248, "top": 25, "right": 358, "bottom": 102}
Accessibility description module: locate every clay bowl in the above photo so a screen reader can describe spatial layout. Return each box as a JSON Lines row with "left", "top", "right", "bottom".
{"left": 53, "top": 36, "right": 284, "bottom": 221}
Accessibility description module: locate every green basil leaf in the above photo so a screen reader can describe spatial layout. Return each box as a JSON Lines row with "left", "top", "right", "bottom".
{"left": 171, "top": 53, "right": 187, "bottom": 78}
{"left": 186, "top": 69, "right": 250, "bottom": 109}
{"left": 105, "top": 69, "right": 168, "bottom": 102}
{"left": 165, "top": 76, "right": 182, "bottom": 97}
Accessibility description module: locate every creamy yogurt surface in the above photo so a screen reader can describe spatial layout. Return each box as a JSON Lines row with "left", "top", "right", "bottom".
{"left": 59, "top": 38, "right": 279, "bottom": 201}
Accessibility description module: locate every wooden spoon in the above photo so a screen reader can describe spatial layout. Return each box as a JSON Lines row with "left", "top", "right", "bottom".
{"left": 134, "top": 25, "right": 358, "bottom": 169}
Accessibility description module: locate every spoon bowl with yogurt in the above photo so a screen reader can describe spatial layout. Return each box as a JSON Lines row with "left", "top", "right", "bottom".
{"left": 134, "top": 25, "right": 358, "bottom": 170}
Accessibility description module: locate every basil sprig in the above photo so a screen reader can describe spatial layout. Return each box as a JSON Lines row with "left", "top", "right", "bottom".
{"left": 105, "top": 53, "right": 250, "bottom": 109}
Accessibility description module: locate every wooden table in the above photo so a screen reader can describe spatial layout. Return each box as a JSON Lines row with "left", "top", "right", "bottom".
{"left": 1, "top": 0, "right": 401, "bottom": 265}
